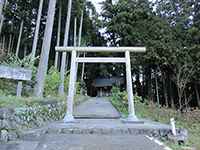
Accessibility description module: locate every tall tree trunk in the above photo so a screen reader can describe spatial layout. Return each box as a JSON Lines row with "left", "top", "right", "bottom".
{"left": 162, "top": 72, "right": 169, "bottom": 107}
{"left": 184, "top": 91, "right": 189, "bottom": 111}
{"left": 79, "top": 10, "right": 85, "bottom": 95}
{"left": 73, "top": 18, "right": 77, "bottom": 51}
{"left": 195, "top": 83, "right": 200, "bottom": 108}
{"left": 0, "top": 0, "right": 5, "bottom": 34}
{"left": 0, "top": 15, "right": 4, "bottom": 34}
{"left": 8, "top": 34, "right": 12, "bottom": 53}
{"left": 177, "top": 87, "right": 182, "bottom": 110}
{"left": 78, "top": 10, "right": 83, "bottom": 47}
{"left": 2, "top": 35, "right": 5, "bottom": 50}
{"left": 15, "top": 20, "right": 24, "bottom": 56}
{"left": 31, "top": 0, "right": 44, "bottom": 61}
{"left": 73, "top": 18, "right": 77, "bottom": 95}
{"left": 34, "top": 0, "right": 57, "bottom": 97}
{"left": 54, "top": 0, "right": 62, "bottom": 68}
{"left": 141, "top": 73, "right": 144, "bottom": 102}
{"left": 24, "top": 44, "right": 27, "bottom": 58}
{"left": 80, "top": 53, "right": 85, "bottom": 82}
{"left": 10, "top": 35, "right": 14, "bottom": 52}
{"left": 147, "top": 67, "right": 153, "bottom": 102}
{"left": 0, "top": 0, "right": 4, "bottom": 17}
{"left": 0, "top": 0, "right": 7, "bottom": 35}
{"left": 8, "top": 23, "right": 13, "bottom": 53}
{"left": 0, "top": 37, "right": 2, "bottom": 49}
{"left": 155, "top": 69, "right": 160, "bottom": 106}
{"left": 59, "top": 0, "right": 72, "bottom": 95}
{"left": 135, "top": 73, "right": 142, "bottom": 96}
{"left": 169, "top": 79, "right": 175, "bottom": 109}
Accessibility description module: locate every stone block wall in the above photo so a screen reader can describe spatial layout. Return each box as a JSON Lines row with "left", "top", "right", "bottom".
{"left": 0, "top": 101, "right": 66, "bottom": 142}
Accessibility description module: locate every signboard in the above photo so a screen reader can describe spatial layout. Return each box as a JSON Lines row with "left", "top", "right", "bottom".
{"left": 0, "top": 65, "right": 32, "bottom": 81}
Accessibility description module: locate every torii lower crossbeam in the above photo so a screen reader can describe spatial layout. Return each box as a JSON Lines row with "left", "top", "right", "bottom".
{"left": 55, "top": 46, "right": 146, "bottom": 123}
{"left": 76, "top": 57, "right": 126, "bottom": 63}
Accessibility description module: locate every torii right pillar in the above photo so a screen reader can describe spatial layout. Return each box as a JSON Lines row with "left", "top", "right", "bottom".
{"left": 123, "top": 50, "right": 143, "bottom": 123}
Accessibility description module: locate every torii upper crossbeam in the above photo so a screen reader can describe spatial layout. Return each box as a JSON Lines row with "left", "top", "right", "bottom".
{"left": 55, "top": 46, "right": 146, "bottom": 123}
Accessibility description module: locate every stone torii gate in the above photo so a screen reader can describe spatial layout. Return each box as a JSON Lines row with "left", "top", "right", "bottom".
{"left": 55, "top": 46, "right": 146, "bottom": 123}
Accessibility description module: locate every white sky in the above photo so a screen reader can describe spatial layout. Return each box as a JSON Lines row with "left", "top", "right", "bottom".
{"left": 89, "top": 0, "right": 105, "bottom": 14}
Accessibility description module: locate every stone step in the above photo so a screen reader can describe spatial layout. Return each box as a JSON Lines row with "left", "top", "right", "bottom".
{"left": 74, "top": 116, "right": 121, "bottom": 119}
{"left": 45, "top": 126, "right": 171, "bottom": 137}
{"left": 19, "top": 119, "right": 172, "bottom": 141}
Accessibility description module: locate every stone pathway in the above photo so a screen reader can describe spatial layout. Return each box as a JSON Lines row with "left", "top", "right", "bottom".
{"left": 74, "top": 97, "right": 121, "bottom": 118}
{"left": 1, "top": 97, "right": 172, "bottom": 150}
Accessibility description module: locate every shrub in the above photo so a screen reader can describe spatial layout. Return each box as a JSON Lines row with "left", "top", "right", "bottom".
{"left": 111, "top": 86, "right": 142, "bottom": 104}
{"left": 0, "top": 79, "right": 17, "bottom": 96}
{"left": 111, "top": 86, "right": 143, "bottom": 115}
{"left": 44, "top": 67, "right": 61, "bottom": 96}
{"left": 0, "top": 53, "right": 38, "bottom": 69}
{"left": 63, "top": 71, "right": 81, "bottom": 95}
{"left": 111, "top": 86, "right": 128, "bottom": 114}
{"left": 44, "top": 67, "right": 79, "bottom": 96}
{"left": 76, "top": 82, "right": 81, "bottom": 95}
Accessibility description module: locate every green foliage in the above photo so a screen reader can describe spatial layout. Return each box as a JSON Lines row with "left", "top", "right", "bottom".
{"left": 0, "top": 94, "right": 88, "bottom": 109}
{"left": 102, "top": 0, "right": 200, "bottom": 111}
{"left": 1, "top": 53, "right": 38, "bottom": 69}
{"left": 0, "top": 65, "right": 78, "bottom": 97}
{"left": 0, "top": 95, "right": 88, "bottom": 124}
{"left": 80, "top": 80, "right": 87, "bottom": 95}
{"left": 44, "top": 66, "right": 80, "bottom": 96}
{"left": 111, "top": 86, "right": 142, "bottom": 116}
{"left": 44, "top": 67, "right": 61, "bottom": 97}
{"left": 76, "top": 82, "right": 81, "bottom": 95}
{"left": 137, "top": 103, "right": 200, "bottom": 150}
{"left": 0, "top": 95, "right": 88, "bottom": 132}
{"left": 111, "top": 87, "right": 128, "bottom": 116}
{"left": 110, "top": 89, "right": 200, "bottom": 149}
{"left": 0, "top": 79, "right": 17, "bottom": 96}
{"left": 0, "top": 96, "right": 44, "bottom": 108}
{"left": 15, "top": 101, "right": 66, "bottom": 128}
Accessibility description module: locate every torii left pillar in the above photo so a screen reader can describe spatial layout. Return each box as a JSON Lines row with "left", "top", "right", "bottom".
{"left": 63, "top": 50, "right": 77, "bottom": 122}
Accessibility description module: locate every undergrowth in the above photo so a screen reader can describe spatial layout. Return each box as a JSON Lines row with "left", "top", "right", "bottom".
{"left": 110, "top": 86, "right": 200, "bottom": 150}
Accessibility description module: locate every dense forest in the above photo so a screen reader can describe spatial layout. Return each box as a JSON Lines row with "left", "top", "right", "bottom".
{"left": 0, "top": 0, "right": 200, "bottom": 111}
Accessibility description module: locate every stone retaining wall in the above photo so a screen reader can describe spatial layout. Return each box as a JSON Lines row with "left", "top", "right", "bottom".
{"left": 0, "top": 101, "right": 66, "bottom": 142}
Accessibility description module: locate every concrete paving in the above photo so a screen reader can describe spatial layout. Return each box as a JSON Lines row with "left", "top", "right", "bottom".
{"left": 74, "top": 97, "right": 121, "bottom": 118}
{"left": 36, "top": 134, "right": 167, "bottom": 150}
{"left": 1, "top": 134, "right": 168, "bottom": 150}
